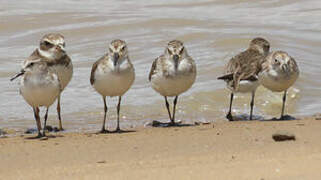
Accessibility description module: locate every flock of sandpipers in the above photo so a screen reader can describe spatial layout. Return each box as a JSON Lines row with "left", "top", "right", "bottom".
{"left": 10, "top": 33, "right": 299, "bottom": 138}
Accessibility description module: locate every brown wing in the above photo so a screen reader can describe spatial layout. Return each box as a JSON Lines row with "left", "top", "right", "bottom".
{"left": 90, "top": 56, "right": 105, "bottom": 85}
{"left": 224, "top": 49, "right": 264, "bottom": 89}
{"left": 148, "top": 57, "right": 159, "bottom": 81}
{"left": 24, "top": 49, "right": 72, "bottom": 67}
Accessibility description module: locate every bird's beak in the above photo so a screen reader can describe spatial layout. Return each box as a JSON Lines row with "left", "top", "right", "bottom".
{"left": 113, "top": 53, "right": 119, "bottom": 67}
{"left": 282, "top": 63, "right": 289, "bottom": 72}
{"left": 56, "top": 45, "right": 65, "bottom": 52}
{"left": 10, "top": 70, "right": 25, "bottom": 81}
{"left": 173, "top": 54, "right": 179, "bottom": 70}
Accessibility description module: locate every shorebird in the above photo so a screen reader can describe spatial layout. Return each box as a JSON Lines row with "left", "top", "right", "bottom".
{"left": 90, "top": 39, "right": 135, "bottom": 133}
{"left": 218, "top": 37, "right": 270, "bottom": 121}
{"left": 11, "top": 60, "right": 61, "bottom": 138}
{"left": 258, "top": 51, "right": 299, "bottom": 119}
{"left": 149, "top": 40, "right": 196, "bottom": 126}
{"left": 23, "top": 33, "right": 73, "bottom": 131}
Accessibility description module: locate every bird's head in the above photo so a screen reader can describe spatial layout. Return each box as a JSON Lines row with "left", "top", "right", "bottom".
{"left": 108, "top": 39, "right": 128, "bottom": 68}
{"left": 165, "top": 40, "right": 187, "bottom": 70}
{"left": 38, "top": 33, "right": 66, "bottom": 60}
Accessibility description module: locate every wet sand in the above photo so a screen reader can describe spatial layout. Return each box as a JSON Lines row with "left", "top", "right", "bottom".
{"left": 1, "top": 116, "right": 321, "bottom": 180}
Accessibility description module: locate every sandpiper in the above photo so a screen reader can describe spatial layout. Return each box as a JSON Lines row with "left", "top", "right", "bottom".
{"left": 90, "top": 39, "right": 135, "bottom": 133}
{"left": 149, "top": 40, "right": 196, "bottom": 126}
{"left": 11, "top": 60, "right": 61, "bottom": 138}
{"left": 218, "top": 37, "right": 270, "bottom": 121}
{"left": 258, "top": 51, "right": 299, "bottom": 119}
{"left": 23, "top": 33, "right": 73, "bottom": 130}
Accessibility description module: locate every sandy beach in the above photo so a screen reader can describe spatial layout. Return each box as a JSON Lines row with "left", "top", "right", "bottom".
{"left": 1, "top": 116, "right": 320, "bottom": 180}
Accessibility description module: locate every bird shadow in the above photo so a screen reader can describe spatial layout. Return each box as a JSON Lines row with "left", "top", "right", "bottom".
{"left": 24, "top": 134, "right": 64, "bottom": 140}
{"left": 229, "top": 114, "right": 264, "bottom": 121}
{"left": 95, "top": 129, "right": 136, "bottom": 135}
{"left": 228, "top": 114, "right": 298, "bottom": 122}
{"left": 261, "top": 115, "right": 298, "bottom": 121}
{"left": 149, "top": 120, "right": 195, "bottom": 128}
{"left": 24, "top": 126, "right": 63, "bottom": 134}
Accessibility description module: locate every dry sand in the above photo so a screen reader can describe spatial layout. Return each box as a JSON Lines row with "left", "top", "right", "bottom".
{"left": 1, "top": 117, "right": 321, "bottom": 180}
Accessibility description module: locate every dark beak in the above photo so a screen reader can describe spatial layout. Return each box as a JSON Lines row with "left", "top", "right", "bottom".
{"left": 282, "top": 64, "right": 289, "bottom": 72}
{"left": 10, "top": 70, "right": 25, "bottom": 81}
{"left": 56, "top": 45, "right": 65, "bottom": 52}
{"left": 113, "top": 53, "right": 119, "bottom": 66}
{"left": 173, "top": 55, "right": 179, "bottom": 70}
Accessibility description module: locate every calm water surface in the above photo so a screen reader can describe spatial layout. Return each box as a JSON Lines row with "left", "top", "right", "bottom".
{"left": 1, "top": 0, "right": 321, "bottom": 132}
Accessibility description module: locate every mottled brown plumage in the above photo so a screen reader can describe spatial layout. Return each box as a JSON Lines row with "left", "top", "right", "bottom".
{"left": 217, "top": 37, "right": 270, "bottom": 121}
{"left": 218, "top": 37, "right": 270, "bottom": 90}
{"left": 148, "top": 58, "right": 158, "bottom": 82}
{"left": 90, "top": 56, "right": 105, "bottom": 85}
{"left": 224, "top": 49, "right": 264, "bottom": 89}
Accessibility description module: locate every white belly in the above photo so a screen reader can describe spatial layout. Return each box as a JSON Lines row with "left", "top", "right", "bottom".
{"left": 20, "top": 77, "right": 60, "bottom": 107}
{"left": 227, "top": 80, "right": 259, "bottom": 93}
{"left": 258, "top": 71, "right": 298, "bottom": 92}
{"left": 53, "top": 64, "right": 73, "bottom": 90}
{"left": 151, "top": 72, "right": 196, "bottom": 97}
{"left": 93, "top": 69, "right": 135, "bottom": 97}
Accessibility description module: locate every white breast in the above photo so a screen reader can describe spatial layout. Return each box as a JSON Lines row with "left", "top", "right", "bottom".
{"left": 258, "top": 70, "right": 299, "bottom": 92}
{"left": 151, "top": 72, "right": 196, "bottom": 97}
{"left": 151, "top": 59, "right": 196, "bottom": 97}
{"left": 20, "top": 74, "right": 60, "bottom": 107}
{"left": 93, "top": 65, "right": 135, "bottom": 97}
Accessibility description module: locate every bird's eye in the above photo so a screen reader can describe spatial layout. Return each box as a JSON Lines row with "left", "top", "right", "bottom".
{"left": 121, "top": 46, "right": 126, "bottom": 51}
{"left": 44, "top": 41, "right": 52, "bottom": 47}
{"left": 274, "top": 59, "right": 278, "bottom": 63}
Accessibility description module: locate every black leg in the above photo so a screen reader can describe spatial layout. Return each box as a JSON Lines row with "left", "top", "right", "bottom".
{"left": 43, "top": 107, "right": 49, "bottom": 136}
{"left": 57, "top": 94, "right": 63, "bottom": 131}
{"left": 33, "top": 107, "right": 42, "bottom": 138}
{"left": 115, "top": 96, "right": 122, "bottom": 132}
{"left": 226, "top": 93, "right": 234, "bottom": 121}
{"left": 164, "top": 96, "right": 172, "bottom": 122}
{"left": 280, "top": 90, "right": 287, "bottom": 120}
{"left": 171, "top": 96, "right": 178, "bottom": 125}
{"left": 100, "top": 96, "right": 108, "bottom": 133}
{"left": 249, "top": 91, "right": 255, "bottom": 120}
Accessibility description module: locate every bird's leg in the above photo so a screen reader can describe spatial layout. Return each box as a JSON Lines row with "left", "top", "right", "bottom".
{"left": 164, "top": 96, "right": 172, "bottom": 123}
{"left": 170, "top": 96, "right": 179, "bottom": 126}
{"left": 33, "top": 107, "right": 42, "bottom": 138}
{"left": 226, "top": 93, "right": 234, "bottom": 121}
{"left": 280, "top": 90, "right": 287, "bottom": 120}
{"left": 249, "top": 91, "right": 255, "bottom": 120}
{"left": 57, "top": 94, "right": 63, "bottom": 131}
{"left": 43, "top": 107, "right": 49, "bottom": 136}
{"left": 115, "top": 96, "right": 122, "bottom": 133}
{"left": 100, "top": 96, "right": 108, "bottom": 133}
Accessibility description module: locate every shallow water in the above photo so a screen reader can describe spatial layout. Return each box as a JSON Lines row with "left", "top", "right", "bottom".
{"left": 1, "top": 0, "right": 320, "bottom": 132}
